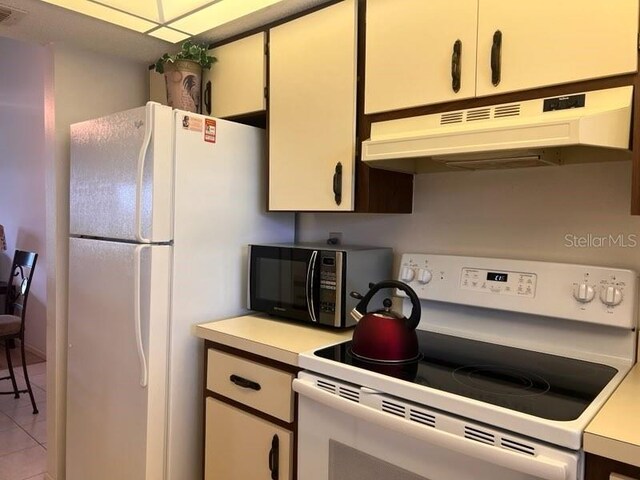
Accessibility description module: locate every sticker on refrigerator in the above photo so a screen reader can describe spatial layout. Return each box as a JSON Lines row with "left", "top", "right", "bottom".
{"left": 204, "top": 119, "right": 216, "bottom": 143}
{"left": 182, "top": 115, "right": 203, "bottom": 132}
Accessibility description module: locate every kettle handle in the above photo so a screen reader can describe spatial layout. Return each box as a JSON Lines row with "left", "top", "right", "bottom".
{"left": 353, "top": 280, "right": 421, "bottom": 330}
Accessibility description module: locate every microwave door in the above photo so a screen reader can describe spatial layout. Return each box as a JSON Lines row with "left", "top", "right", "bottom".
{"left": 249, "top": 246, "right": 316, "bottom": 322}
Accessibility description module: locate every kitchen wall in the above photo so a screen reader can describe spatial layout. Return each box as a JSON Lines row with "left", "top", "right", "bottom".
{"left": 45, "top": 43, "right": 147, "bottom": 480}
{"left": 298, "top": 160, "right": 640, "bottom": 271}
{"left": 0, "top": 37, "right": 48, "bottom": 356}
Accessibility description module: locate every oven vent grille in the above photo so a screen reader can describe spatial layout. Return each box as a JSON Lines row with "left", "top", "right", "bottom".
{"left": 381, "top": 400, "right": 406, "bottom": 417}
{"left": 316, "top": 379, "right": 337, "bottom": 395}
{"left": 338, "top": 386, "right": 360, "bottom": 403}
{"left": 500, "top": 437, "right": 536, "bottom": 456}
{"left": 409, "top": 409, "right": 436, "bottom": 427}
{"left": 464, "top": 426, "right": 496, "bottom": 446}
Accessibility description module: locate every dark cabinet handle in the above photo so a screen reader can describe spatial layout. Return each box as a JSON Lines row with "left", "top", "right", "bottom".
{"left": 204, "top": 81, "right": 212, "bottom": 115}
{"left": 491, "top": 30, "right": 502, "bottom": 87}
{"left": 268, "top": 434, "right": 279, "bottom": 480}
{"left": 451, "top": 39, "right": 462, "bottom": 93}
{"left": 229, "top": 374, "right": 261, "bottom": 391}
{"left": 333, "top": 162, "right": 342, "bottom": 206}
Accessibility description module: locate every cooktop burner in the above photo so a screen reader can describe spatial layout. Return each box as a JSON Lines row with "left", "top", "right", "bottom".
{"left": 314, "top": 330, "right": 618, "bottom": 421}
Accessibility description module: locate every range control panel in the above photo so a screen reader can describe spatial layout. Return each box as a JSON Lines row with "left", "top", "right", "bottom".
{"left": 397, "top": 253, "right": 638, "bottom": 329}
{"left": 460, "top": 268, "right": 537, "bottom": 298}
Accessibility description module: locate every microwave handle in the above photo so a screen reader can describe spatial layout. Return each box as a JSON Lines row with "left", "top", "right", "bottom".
{"left": 293, "top": 379, "right": 568, "bottom": 480}
{"left": 306, "top": 250, "right": 318, "bottom": 322}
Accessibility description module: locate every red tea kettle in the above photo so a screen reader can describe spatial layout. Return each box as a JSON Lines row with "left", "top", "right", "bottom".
{"left": 350, "top": 280, "right": 421, "bottom": 363}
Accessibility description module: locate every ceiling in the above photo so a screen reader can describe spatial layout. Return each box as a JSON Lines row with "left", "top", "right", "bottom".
{"left": 0, "top": 0, "right": 332, "bottom": 63}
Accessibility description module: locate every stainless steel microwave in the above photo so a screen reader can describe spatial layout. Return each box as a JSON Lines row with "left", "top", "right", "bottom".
{"left": 248, "top": 244, "right": 393, "bottom": 328}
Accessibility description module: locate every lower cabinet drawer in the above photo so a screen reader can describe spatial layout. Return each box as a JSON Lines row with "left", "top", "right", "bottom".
{"left": 205, "top": 398, "right": 293, "bottom": 480}
{"left": 207, "top": 349, "right": 294, "bottom": 422}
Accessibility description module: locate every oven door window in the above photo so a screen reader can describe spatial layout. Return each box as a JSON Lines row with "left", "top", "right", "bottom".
{"left": 249, "top": 246, "right": 319, "bottom": 322}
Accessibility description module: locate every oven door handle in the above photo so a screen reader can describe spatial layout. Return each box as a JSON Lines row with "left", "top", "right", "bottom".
{"left": 293, "top": 379, "right": 569, "bottom": 480}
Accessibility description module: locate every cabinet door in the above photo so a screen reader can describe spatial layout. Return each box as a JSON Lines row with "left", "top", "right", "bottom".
{"left": 201, "top": 32, "right": 267, "bottom": 118}
{"left": 205, "top": 398, "right": 293, "bottom": 480}
{"left": 476, "top": 0, "right": 639, "bottom": 97}
{"left": 365, "top": 0, "right": 479, "bottom": 114}
{"left": 269, "top": 0, "right": 357, "bottom": 211}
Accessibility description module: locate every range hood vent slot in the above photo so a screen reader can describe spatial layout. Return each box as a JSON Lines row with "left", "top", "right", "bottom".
{"left": 494, "top": 104, "right": 521, "bottom": 118}
{"left": 440, "top": 111, "right": 464, "bottom": 125}
{"left": 466, "top": 108, "right": 491, "bottom": 121}
{"left": 362, "top": 86, "right": 633, "bottom": 174}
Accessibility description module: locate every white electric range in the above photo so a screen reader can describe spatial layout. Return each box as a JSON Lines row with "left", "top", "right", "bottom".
{"left": 293, "top": 254, "right": 638, "bottom": 480}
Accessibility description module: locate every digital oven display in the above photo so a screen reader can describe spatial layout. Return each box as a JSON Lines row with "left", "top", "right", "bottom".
{"left": 487, "top": 272, "right": 508, "bottom": 282}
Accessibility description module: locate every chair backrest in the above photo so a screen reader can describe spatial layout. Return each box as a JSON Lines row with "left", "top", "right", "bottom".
{"left": 4, "top": 250, "right": 38, "bottom": 329}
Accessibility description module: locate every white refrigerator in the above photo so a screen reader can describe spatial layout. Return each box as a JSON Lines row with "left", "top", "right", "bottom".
{"left": 66, "top": 102, "right": 295, "bottom": 480}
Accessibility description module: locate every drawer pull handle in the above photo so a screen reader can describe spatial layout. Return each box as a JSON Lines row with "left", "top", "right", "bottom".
{"left": 268, "top": 434, "right": 279, "bottom": 480}
{"left": 229, "top": 374, "right": 261, "bottom": 391}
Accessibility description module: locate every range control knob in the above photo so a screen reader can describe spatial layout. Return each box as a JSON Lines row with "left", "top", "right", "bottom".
{"left": 417, "top": 269, "right": 433, "bottom": 284}
{"left": 600, "top": 286, "right": 623, "bottom": 306}
{"left": 572, "top": 283, "right": 595, "bottom": 303}
{"left": 400, "top": 266, "right": 415, "bottom": 282}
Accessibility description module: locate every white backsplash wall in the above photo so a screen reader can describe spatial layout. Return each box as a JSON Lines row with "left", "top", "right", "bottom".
{"left": 297, "top": 160, "right": 640, "bottom": 272}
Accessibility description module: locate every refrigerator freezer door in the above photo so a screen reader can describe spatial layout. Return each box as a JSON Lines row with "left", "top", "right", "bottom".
{"left": 67, "top": 237, "right": 171, "bottom": 480}
{"left": 70, "top": 102, "right": 173, "bottom": 242}
{"left": 165, "top": 111, "right": 295, "bottom": 480}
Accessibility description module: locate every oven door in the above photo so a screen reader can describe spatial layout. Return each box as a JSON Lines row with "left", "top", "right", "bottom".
{"left": 293, "top": 373, "right": 582, "bottom": 480}
{"left": 248, "top": 245, "right": 320, "bottom": 323}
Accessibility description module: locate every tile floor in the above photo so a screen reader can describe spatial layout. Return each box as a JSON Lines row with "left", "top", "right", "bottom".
{"left": 0, "top": 362, "right": 47, "bottom": 480}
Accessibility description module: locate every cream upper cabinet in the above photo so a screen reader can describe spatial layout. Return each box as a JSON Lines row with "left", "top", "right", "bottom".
{"left": 476, "top": 0, "right": 639, "bottom": 96}
{"left": 149, "top": 69, "right": 166, "bottom": 105}
{"left": 365, "top": 0, "right": 479, "bottom": 114}
{"left": 202, "top": 32, "right": 267, "bottom": 118}
{"left": 269, "top": 0, "right": 358, "bottom": 211}
{"left": 365, "top": 0, "right": 638, "bottom": 113}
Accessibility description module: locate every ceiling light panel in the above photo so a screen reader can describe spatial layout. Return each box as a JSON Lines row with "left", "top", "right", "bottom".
{"left": 148, "top": 26, "right": 191, "bottom": 43}
{"left": 93, "top": 0, "right": 161, "bottom": 22}
{"left": 38, "top": 0, "right": 289, "bottom": 43}
{"left": 168, "top": 0, "right": 284, "bottom": 35}
{"left": 161, "top": 0, "right": 218, "bottom": 23}
{"left": 40, "top": 0, "right": 158, "bottom": 32}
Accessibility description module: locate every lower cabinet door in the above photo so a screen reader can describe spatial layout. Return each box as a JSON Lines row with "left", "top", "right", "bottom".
{"left": 205, "top": 397, "right": 293, "bottom": 480}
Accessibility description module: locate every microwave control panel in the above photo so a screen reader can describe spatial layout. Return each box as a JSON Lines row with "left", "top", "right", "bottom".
{"left": 460, "top": 268, "right": 537, "bottom": 298}
{"left": 318, "top": 251, "right": 341, "bottom": 323}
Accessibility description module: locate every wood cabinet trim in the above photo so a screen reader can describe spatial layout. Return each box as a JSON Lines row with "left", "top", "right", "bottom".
{"left": 586, "top": 453, "right": 640, "bottom": 480}
{"left": 206, "top": 391, "right": 296, "bottom": 431}
{"left": 205, "top": 340, "right": 300, "bottom": 374}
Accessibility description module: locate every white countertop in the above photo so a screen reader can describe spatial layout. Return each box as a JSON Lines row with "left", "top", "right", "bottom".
{"left": 196, "top": 313, "right": 353, "bottom": 366}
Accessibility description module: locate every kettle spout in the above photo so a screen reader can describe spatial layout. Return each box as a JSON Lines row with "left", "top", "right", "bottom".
{"left": 350, "top": 308, "right": 363, "bottom": 323}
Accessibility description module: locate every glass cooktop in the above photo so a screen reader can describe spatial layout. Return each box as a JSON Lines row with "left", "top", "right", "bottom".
{"left": 313, "top": 330, "right": 618, "bottom": 421}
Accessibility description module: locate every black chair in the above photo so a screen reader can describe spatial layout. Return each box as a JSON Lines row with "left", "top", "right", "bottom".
{"left": 0, "top": 250, "right": 38, "bottom": 414}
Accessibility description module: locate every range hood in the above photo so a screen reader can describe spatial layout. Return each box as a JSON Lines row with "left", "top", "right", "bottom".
{"left": 362, "top": 86, "right": 633, "bottom": 173}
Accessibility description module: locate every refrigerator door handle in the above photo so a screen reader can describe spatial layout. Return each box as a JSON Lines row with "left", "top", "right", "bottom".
{"left": 135, "top": 105, "right": 153, "bottom": 244}
{"left": 134, "top": 245, "right": 149, "bottom": 387}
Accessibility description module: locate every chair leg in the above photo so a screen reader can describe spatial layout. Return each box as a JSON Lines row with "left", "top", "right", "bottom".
{"left": 19, "top": 340, "right": 38, "bottom": 414}
{"left": 5, "top": 340, "right": 19, "bottom": 399}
